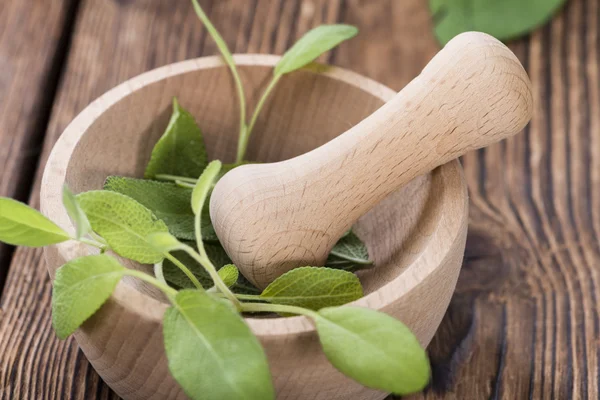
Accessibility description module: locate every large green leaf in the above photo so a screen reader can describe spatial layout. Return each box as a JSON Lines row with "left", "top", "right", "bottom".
{"left": 77, "top": 190, "right": 168, "bottom": 264}
{"left": 104, "top": 176, "right": 196, "bottom": 240}
{"left": 275, "top": 25, "right": 358, "bottom": 75}
{"left": 315, "top": 307, "right": 430, "bottom": 395}
{"left": 52, "top": 254, "right": 126, "bottom": 339}
{"left": 429, "top": 0, "right": 566, "bottom": 45}
{"left": 0, "top": 197, "right": 70, "bottom": 247}
{"left": 145, "top": 98, "right": 208, "bottom": 179}
{"left": 260, "top": 267, "right": 363, "bottom": 311}
{"left": 163, "top": 290, "right": 274, "bottom": 400}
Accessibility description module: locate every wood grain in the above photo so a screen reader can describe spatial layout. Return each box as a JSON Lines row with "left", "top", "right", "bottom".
{"left": 0, "top": 0, "right": 599, "bottom": 398}
{"left": 0, "top": 0, "right": 77, "bottom": 289}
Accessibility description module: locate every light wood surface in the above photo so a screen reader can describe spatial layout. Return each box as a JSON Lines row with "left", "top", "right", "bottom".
{"left": 1, "top": 1, "right": 599, "bottom": 399}
{"left": 212, "top": 32, "right": 533, "bottom": 288}
{"left": 41, "top": 54, "right": 468, "bottom": 400}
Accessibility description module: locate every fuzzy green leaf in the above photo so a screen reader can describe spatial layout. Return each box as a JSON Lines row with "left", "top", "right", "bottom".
{"left": 260, "top": 267, "right": 363, "bottom": 310}
{"left": 430, "top": 0, "right": 566, "bottom": 45}
{"left": 328, "top": 230, "right": 372, "bottom": 268}
{"left": 77, "top": 191, "right": 168, "bottom": 264}
{"left": 52, "top": 254, "right": 126, "bottom": 339}
{"left": 163, "top": 290, "right": 274, "bottom": 400}
{"left": 62, "top": 186, "right": 92, "bottom": 240}
{"left": 147, "top": 231, "right": 186, "bottom": 253}
{"left": 275, "top": 25, "right": 358, "bottom": 75}
{"left": 104, "top": 176, "right": 196, "bottom": 240}
{"left": 0, "top": 197, "right": 70, "bottom": 247}
{"left": 218, "top": 264, "right": 239, "bottom": 288}
{"left": 145, "top": 98, "right": 208, "bottom": 179}
{"left": 315, "top": 307, "right": 430, "bottom": 395}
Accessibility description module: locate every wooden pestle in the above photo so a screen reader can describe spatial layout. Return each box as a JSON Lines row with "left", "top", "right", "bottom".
{"left": 210, "top": 32, "right": 534, "bottom": 289}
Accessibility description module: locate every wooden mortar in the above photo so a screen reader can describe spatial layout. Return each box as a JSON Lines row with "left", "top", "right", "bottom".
{"left": 41, "top": 54, "right": 469, "bottom": 400}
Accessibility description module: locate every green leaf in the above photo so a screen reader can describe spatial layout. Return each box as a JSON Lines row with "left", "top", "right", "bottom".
{"left": 192, "top": 160, "right": 221, "bottom": 215}
{"left": 145, "top": 98, "right": 208, "bottom": 179}
{"left": 0, "top": 197, "right": 70, "bottom": 247}
{"left": 104, "top": 176, "right": 196, "bottom": 240}
{"left": 77, "top": 191, "right": 168, "bottom": 264}
{"left": 52, "top": 254, "right": 126, "bottom": 339}
{"left": 200, "top": 203, "right": 219, "bottom": 242}
{"left": 328, "top": 230, "right": 372, "bottom": 267}
{"left": 146, "top": 231, "right": 186, "bottom": 253}
{"left": 429, "top": 0, "right": 566, "bottom": 45}
{"left": 62, "top": 186, "right": 92, "bottom": 240}
{"left": 260, "top": 267, "right": 363, "bottom": 310}
{"left": 163, "top": 290, "right": 274, "bottom": 400}
{"left": 275, "top": 25, "right": 358, "bottom": 76}
{"left": 315, "top": 307, "right": 430, "bottom": 395}
{"left": 218, "top": 264, "right": 239, "bottom": 288}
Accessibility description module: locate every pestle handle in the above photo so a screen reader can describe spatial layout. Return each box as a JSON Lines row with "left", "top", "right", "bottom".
{"left": 210, "top": 32, "right": 534, "bottom": 289}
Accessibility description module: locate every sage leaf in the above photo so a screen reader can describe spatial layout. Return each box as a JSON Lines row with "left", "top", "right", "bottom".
{"left": 200, "top": 199, "right": 219, "bottom": 242}
{"left": 260, "top": 267, "right": 363, "bottom": 310}
{"left": 192, "top": 160, "right": 221, "bottom": 215}
{"left": 0, "top": 197, "right": 70, "bottom": 247}
{"left": 146, "top": 231, "right": 186, "bottom": 253}
{"left": 430, "top": 0, "right": 566, "bottom": 45}
{"left": 328, "top": 230, "right": 372, "bottom": 266}
{"left": 104, "top": 176, "right": 196, "bottom": 240}
{"left": 77, "top": 191, "right": 168, "bottom": 264}
{"left": 218, "top": 264, "right": 239, "bottom": 288}
{"left": 163, "top": 290, "right": 274, "bottom": 400}
{"left": 52, "top": 254, "right": 126, "bottom": 339}
{"left": 315, "top": 307, "right": 430, "bottom": 395}
{"left": 145, "top": 98, "right": 208, "bottom": 179}
{"left": 275, "top": 25, "right": 358, "bottom": 76}
{"left": 62, "top": 186, "right": 92, "bottom": 240}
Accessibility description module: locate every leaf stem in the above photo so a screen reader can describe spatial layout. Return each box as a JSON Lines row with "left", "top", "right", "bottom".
{"left": 77, "top": 237, "right": 108, "bottom": 251}
{"left": 328, "top": 251, "right": 374, "bottom": 265}
{"left": 235, "top": 293, "right": 264, "bottom": 301}
{"left": 237, "top": 74, "right": 281, "bottom": 163}
{"left": 154, "top": 261, "right": 167, "bottom": 285}
{"left": 125, "top": 269, "right": 178, "bottom": 298}
{"left": 175, "top": 180, "right": 196, "bottom": 189}
{"left": 181, "top": 244, "right": 242, "bottom": 310}
{"left": 164, "top": 252, "right": 204, "bottom": 291}
{"left": 240, "top": 302, "right": 320, "bottom": 319}
{"left": 155, "top": 174, "right": 198, "bottom": 184}
{"left": 191, "top": 0, "right": 247, "bottom": 156}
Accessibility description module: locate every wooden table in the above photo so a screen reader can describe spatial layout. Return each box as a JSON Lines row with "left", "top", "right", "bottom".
{"left": 0, "top": 0, "right": 598, "bottom": 398}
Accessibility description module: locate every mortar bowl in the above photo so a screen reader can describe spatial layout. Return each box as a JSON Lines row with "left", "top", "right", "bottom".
{"left": 40, "top": 55, "right": 468, "bottom": 400}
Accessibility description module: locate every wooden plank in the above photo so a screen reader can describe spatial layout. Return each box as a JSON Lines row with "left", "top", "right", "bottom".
{"left": 0, "top": 0, "right": 76, "bottom": 289}
{"left": 1, "top": 0, "right": 600, "bottom": 399}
